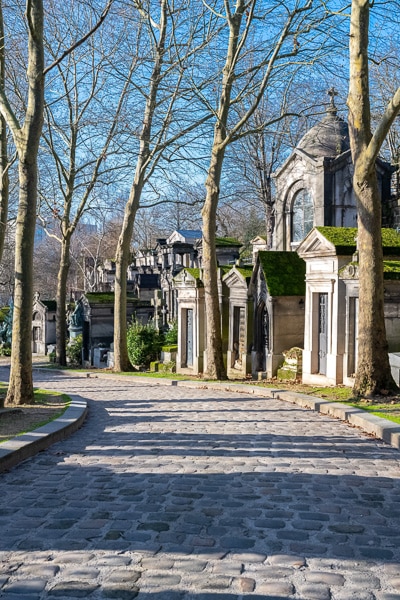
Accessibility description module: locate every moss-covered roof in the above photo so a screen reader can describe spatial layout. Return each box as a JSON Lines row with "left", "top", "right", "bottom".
{"left": 258, "top": 251, "right": 306, "bottom": 296}
{"left": 184, "top": 268, "right": 203, "bottom": 285}
{"left": 316, "top": 227, "right": 358, "bottom": 254}
{"left": 219, "top": 265, "right": 232, "bottom": 275}
{"left": 316, "top": 226, "right": 400, "bottom": 256}
{"left": 235, "top": 266, "right": 254, "bottom": 281}
{"left": 216, "top": 237, "right": 242, "bottom": 247}
{"left": 383, "top": 260, "right": 400, "bottom": 280}
{"left": 381, "top": 229, "right": 400, "bottom": 255}
{"left": 85, "top": 292, "right": 140, "bottom": 304}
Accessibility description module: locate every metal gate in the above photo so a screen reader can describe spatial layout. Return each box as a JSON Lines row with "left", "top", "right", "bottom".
{"left": 318, "top": 293, "right": 328, "bottom": 375}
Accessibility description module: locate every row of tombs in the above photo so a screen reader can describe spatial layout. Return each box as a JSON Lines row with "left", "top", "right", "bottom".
{"left": 174, "top": 226, "right": 400, "bottom": 387}
{"left": 31, "top": 225, "right": 400, "bottom": 388}
{"left": 30, "top": 97, "right": 400, "bottom": 387}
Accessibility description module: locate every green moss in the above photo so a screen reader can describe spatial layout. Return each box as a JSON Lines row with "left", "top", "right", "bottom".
{"left": 258, "top": 251, "right": 306, "bottom": 296}
{"left": 215, "top": 237, "right": 242, "bottom": 247}
{"left": 381, "top": 229, "right": 400, "bottom": 255}
{"left": 383, "top": 260, "right": 400, "bottom": 279}
{"left": 235, "top": 267, "right": 254, "bottom": 280}
{"left": 219, "top": 265, "right": 232, "bottom": 275}
{"left": 85, "top": 292, "right": 140, "bottom": 304}
{"left": 317, "top": 226, "right": 400, "bottom": 256}
{"left": 316, "top": 227, "right": 358, "bottom": 254}
{"left": 184, "top": 268, "right": 203, "bottom": 285}
{"left": 161, "top": 345, "right": 178, "bottom": 352}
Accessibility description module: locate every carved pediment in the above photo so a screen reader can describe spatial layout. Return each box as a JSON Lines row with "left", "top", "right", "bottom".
{"left": 173, "top": 268, "right": 202, "bottom": 288}
{"left": 222, "top": 267, "right": 249, "bottom": 289}
{"left": 297, "top": 229, "right": 336, "bottom": 258}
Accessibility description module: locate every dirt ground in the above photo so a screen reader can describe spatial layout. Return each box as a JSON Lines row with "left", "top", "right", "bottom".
{"left": 0, "top": 397, "right": 68, "bottom": 442}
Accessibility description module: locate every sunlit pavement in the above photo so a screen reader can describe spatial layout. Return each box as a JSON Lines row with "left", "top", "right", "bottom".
{"left": 0, "top": 366, "right": 399, "bottom": 600}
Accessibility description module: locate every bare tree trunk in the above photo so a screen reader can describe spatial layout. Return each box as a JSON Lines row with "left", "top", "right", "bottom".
{"left": 202, "top": 145, "right": 226, "bottom": 379}
{"left": 56, "top": 234, "right": 71, "bottom": 366}
{"left": 113, "top": 182, "right": 142, "bottom": 372}
{"left": 201, "top": 3, "right": 244, "bottom": 380}
{"left": 7, "top": 156, "right": 42, "bottom": 405}
{"left": 0, "top": 2, "right": 8, "bottom": 264}
{"left": 348, "top": 0, "right": 400, "bottom": 395}
{"left": 0, "top": 114, "right": 8, "bottom": 263}
{"left": 353, "top": 169, "right": 393, "bottom": 393}
{"left": 113, "top": 0, "right": 167, "bottom": 372}
{"left": 3, "top": 0, "right": 44, "bottom": 406}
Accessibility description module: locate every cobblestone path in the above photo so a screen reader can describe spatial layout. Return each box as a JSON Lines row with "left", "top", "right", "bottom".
{"left": 0, "top": 368, "right": 400, "bottom": 599}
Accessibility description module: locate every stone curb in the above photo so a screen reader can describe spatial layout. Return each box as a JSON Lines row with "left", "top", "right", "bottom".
{"left": 189, "top": 383, "right": 400, "bottom": 450}
{"left": 0, "top": 398, "right": 87, "bottom": 473}
{"left": 266, "top": 389, "right": 400, "bottom": 451}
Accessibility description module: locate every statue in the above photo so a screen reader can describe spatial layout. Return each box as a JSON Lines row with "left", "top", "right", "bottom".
{"left": 0, "top": 300, "right": 13, "bottom": 347}
{"left": 69, "top": 302, "right": 83, "bottom": 329}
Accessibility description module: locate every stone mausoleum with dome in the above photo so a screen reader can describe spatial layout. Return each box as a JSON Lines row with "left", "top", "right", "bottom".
{"left": 171, "top": 92, "right": 400, "bottom": 384}
{"left": 272, "top": 91, "right": 394, "bottom": 252}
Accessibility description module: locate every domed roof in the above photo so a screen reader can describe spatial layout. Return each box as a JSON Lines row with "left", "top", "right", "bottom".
{"left": 297, "top": 106, "right": 350, "bottom": 158}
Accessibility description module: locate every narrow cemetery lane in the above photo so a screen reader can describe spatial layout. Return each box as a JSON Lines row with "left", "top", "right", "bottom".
{"left": 0, "top": 368, "right": 400, "bottom": 600}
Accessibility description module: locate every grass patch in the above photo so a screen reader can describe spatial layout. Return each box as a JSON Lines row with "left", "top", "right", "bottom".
{"left": 0, "top": 385, "right": 71, "bottom": 443}
{"left": 346, "top": 400, "right": 400, "bottom": 425}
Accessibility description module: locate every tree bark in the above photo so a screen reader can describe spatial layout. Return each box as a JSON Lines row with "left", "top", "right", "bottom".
{"left": 201, "top": 4, "right": 244, "bottom": 380}
{"left": 3, "top": 0, "right": 44, "bottom": 406}
{"left": 113, "top": 182, "right": 143, "bottom": 372}
{"left": 7, "top": 156, "right": 42, "bottom": 404}
{"left": 202, "top": 144, "right": 227, "bottom": 379}
{"left": 0, "top": 2, "right": 8, "bottom": 264}
{"left": 0, "top": 114, "right": 8, "bottom": 264}
{"left": 56, "top": 234, "right": 71, "bottom": 366}
{"left": 113, "top": 0, "right": 167, "bottom": 372}
{"left": 348, "top": 0, "right": 400, "bottom": 395}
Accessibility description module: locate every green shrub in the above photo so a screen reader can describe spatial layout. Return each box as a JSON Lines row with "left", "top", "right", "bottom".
{"left": 164, "top": 320, "right": 178, "bottom": 345}
{"left": 66, "top": 334, "right": 83, "bottom": 365}
{"left": 127, "top": 321, "right": 163, "bottom": 369}
{"left": 159, "top": 361, "right": 176, "bottom": 374}
{"left": 0, "top": 344, "right": 11, "bottom": 356}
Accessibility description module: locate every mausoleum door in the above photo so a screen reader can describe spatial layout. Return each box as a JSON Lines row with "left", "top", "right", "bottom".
{"left": 32, "top": 326, "right": 40, "bottom": 353}
{"left": 186, "top": 309, "right": 193, "bottom": 366}
{"left": 318, "top": 293, "right": 328, "bottom": 375}
{"left": 254, "top": 302, "right": 269, "bottom": 372}
{"left": 348, "top": 296, "right": 359, "bottom": 376}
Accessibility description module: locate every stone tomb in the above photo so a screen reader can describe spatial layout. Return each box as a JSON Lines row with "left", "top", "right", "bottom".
{"left": 222, "top": 266, "right": 254, "bottom": 379}
{"left": 70, "top": 292, "right": 154, "bottom": 366}
{"left": 272, "top": 100, "right": 393, "bottom": 252}
{"left": 249, "top": 251, "right": 306, "bottom": 379}
{"left": 174, "top": 268, "right": 205, "bottom": 375}
{"left": 32, "top": 293, "right": 57, "bottom": 355}
{"left": 297, "top": 226, "right": 400, "bottom": 386}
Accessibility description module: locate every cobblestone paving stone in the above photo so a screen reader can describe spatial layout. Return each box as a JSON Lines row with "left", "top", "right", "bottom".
{"left": 0, "top": 367, "right": 400, "bottom": 599}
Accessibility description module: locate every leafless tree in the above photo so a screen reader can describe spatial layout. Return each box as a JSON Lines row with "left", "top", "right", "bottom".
{"left": 201, "top": 0, "right": 341, "bottom": 379}
{"left": 39, "top": 1, "right": 137, "bottom": 365}
{"left": 347, "top": 0, "right": 400, "bottom": 395}
{"left": 0, "top": 0, "right": 113, "bottom": 405}
{"left": 113, "top": 0, "right": 217, "bottom": 371}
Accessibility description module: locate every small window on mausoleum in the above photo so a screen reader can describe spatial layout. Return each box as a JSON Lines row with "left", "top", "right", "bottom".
{"left": 292, "top": 189, "right": 314, "bottom": 243}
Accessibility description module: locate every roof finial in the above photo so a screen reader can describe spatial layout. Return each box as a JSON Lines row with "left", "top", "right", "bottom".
{"left": 327, "top": 87, "right": 338, "bottom": 114}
